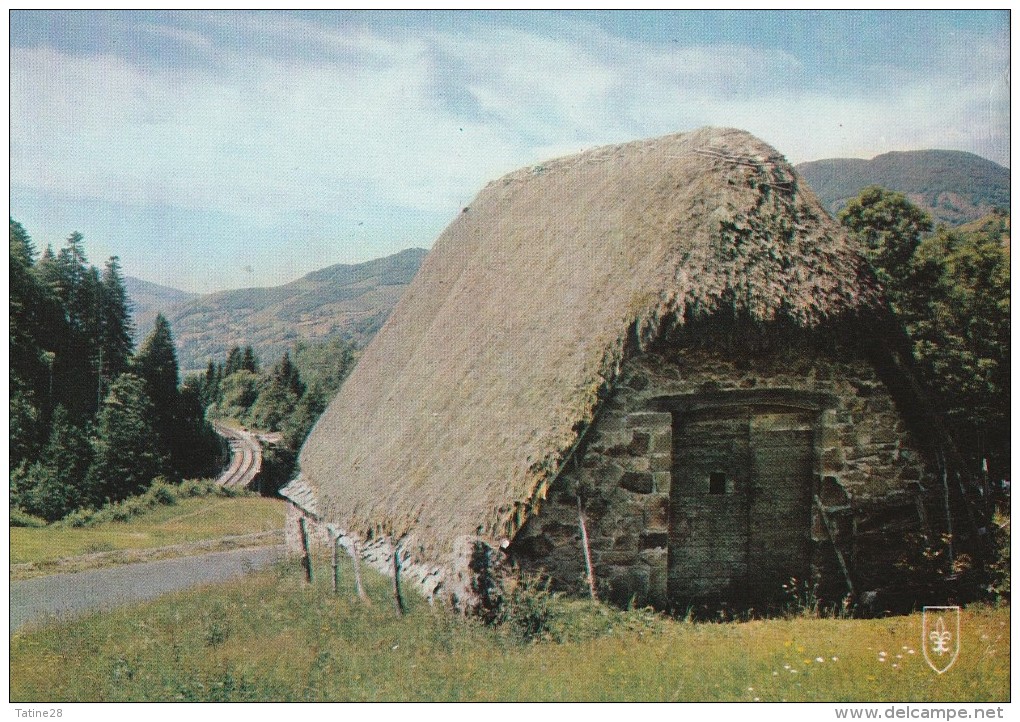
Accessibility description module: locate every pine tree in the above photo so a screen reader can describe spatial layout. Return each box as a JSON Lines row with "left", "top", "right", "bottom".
{"left": 250, "top": 351, "right": 304, "bottom": 431}
{"left": 241, "top": 346, "right": 259, "bottom": 374}
{"left": 133, "top": 313, "right": 180, "bottom": 474}
{"left": 174, "top": 380, "right": 222, "bottom": 479}
{"left": 87, "top": 374, "right": 163, "bottom": 502}
{"left": 97, "top": 256, "right": 135, "bottom": 395}
{"left": 36, "top": 232, "right": 104, "bottom": 418}
{"left": 134, "top": 313, "right": 181, "bottom": 418}
{"left": 10, "top": 220, "right": 48, "bottom": 464}
{"left": 224, "top": 346, "right": 243, "bottom": 375}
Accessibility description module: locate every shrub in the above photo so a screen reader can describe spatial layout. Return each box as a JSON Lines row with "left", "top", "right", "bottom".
{"left": 148, "top": 478, "right": 179, "bottom": 506}
{"left": 54, "top": 478, "right": 248, "bottom": 528}
{"left": 10, "top": 507, "right": 47, "bottom": 528}
{"left": 469, "top": 542, "right": 661, "bottom": 643}
{"left": 985, "top": 512, "right": 1010, "bottom": 602}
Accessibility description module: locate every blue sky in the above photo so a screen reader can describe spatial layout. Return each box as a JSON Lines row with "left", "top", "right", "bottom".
{"left": 10, "top": 10, "right": 1010, "bottom": 293}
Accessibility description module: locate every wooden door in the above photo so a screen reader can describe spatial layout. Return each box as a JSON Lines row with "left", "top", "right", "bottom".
{"left": 668, "top": 404, "right": 814, "bottom": 608}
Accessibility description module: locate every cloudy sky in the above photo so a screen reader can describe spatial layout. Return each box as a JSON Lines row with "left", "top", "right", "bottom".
{"left": 10, "top": 10, "right": 1010, "bottom": 293}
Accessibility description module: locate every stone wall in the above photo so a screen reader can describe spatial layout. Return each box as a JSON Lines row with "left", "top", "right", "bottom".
{"left": 509, "top": 342, "right": 940, "bottom": 610}
{"left": 283, "top": 497, "right": 483, "bottom": 611}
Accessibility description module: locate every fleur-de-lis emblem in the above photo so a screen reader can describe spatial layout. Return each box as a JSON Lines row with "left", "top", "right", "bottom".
{"left": 922, "top": 606, "right": 960, "bottom": 674}
{"left": 928, "top": 617, "right": 952, "bottom": 655}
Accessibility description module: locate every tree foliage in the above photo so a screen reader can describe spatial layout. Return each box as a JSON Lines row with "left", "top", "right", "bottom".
{"left": 839, "top": 185, "right": 933, "bottom": 295}
{"left": 11, "top": 406, "right": 93, "bottom": 521}
{"left": 87, "top": 374, "right": 164, "bottom": 503}
{"left": 198, "top": 336, "right": 360, "bottom": 492}
{"left": 9, "top": 220, "right": 221, "bottom": 521}
{"left": 839, "top": 194, "right": 1010, "bottom": 478}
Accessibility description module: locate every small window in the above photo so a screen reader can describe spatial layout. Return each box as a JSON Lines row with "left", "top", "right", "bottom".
{"left": 709, "top": 472, "right": 727, "bottom": 495}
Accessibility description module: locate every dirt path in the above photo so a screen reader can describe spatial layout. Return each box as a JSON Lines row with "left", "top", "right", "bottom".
{"left": 11, "top": 544, "right": 286, "bottom": 634}
{"left": 213, "top": 422, "right": 263, "bottom": 489}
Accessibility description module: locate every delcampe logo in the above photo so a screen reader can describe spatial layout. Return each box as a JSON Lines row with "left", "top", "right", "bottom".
{"left": 922, "top": 605, "right": 960, "bottom": 674}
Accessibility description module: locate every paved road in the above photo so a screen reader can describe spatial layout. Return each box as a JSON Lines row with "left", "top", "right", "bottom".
{"left": 10, "top": 544, "right": 286, "bottom": 634}
{"left": 213, "top": 423, "right": 263, "bottom": 489}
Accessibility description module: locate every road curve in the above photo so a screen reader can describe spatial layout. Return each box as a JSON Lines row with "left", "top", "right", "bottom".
{"left": 10, "top": 545, "right": 286, "bottom": 634}
{"left": 213, "top": 422, "right": 263, "bottom": 489}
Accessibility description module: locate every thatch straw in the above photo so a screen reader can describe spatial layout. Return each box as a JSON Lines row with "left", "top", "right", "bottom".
{"left": 298, "top": 127, "right": 882, "bottom": 564}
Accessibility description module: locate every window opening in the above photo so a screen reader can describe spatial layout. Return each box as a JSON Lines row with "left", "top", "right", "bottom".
{"left": 709, "top": 472, "right": 727, "bottom": 495}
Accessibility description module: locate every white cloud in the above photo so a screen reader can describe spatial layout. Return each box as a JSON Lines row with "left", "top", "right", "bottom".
{"left": 10, "top": 14, "right": 1010, "bottom": 242}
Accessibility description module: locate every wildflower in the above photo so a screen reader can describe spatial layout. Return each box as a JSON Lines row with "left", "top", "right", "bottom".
{"left": 831, "top": 656, "right": 839, "bottom": 662}
{"left": 816, "top": 657, "right": 825, "bottom": 663}
{"left": 907, "top": 649, "right": 915, "bottom": 655}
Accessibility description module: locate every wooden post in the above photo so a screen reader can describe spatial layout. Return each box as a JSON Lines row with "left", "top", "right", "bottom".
{"left": 813, "top": 495, "right": 855, "bottom": 598}
{"left": 577, "top": 497, "right": 598, "bottom": 601}
{"left": 299, "top": 516, "right": 314, "bottom": 584}
{"left": 351, "top": 539, "right": 369, "bottom": 603}
{"left": 392, "top": 544, "right": 407, "bottom": 616}
{"left": 332, "top": 532, "right": 342, "bottom": 595}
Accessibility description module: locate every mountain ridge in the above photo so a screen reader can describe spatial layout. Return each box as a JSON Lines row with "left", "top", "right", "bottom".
{"left": 796, "top": 149, "right": 1009, "bottom": 226}
{"left": 128, "top": 247, "right": 428, "bottom": 371}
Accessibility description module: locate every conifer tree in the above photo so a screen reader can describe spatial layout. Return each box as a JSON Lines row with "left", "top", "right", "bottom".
{"left": 133, "top": 313, "right": 180, "bottom": 473}
{"left": 98, "top": 256, "right": 135, "bottom": 393}
{"left": 87, "top": 374, "right": 163, "bottom": 502}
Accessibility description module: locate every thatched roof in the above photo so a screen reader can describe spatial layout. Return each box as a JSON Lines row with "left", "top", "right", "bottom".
{"left": 298, "top": 127, "right": 882, "bottom": 561}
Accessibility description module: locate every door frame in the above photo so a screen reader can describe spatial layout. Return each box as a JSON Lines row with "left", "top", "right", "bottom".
{"left": 651, "top": 389, "right": 838, "bottom": 609}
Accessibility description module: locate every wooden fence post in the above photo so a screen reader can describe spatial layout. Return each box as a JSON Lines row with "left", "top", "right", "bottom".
{"left": 351, "top": 539, "right": 369, "bottom": 603}
{"left": 299, "top": 516, "right": 314, "bottom": 584}
{"left": 332, "top": 532, "right": 342, "bottom": 595}
{"left": 577, "top": 497, "right": 598, "bottom": 601}
{"left": 392, "top": 544, "right": 407, "bottom": 616}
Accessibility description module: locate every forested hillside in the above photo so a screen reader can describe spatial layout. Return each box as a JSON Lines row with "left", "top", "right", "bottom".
{"left": 195, "top": 336, "right": 359, "bottom": 493}
{"left": 797, "top": 150, "right": 1009, "bottom": 226}
{"left": 167, "top": 247, "right": 427, "bottom": 371}
{"left": 124, "top": 276, "right": 198, "bottom": 340}
{"left": 10, "top": 219, "right": 220, "bottom": 521}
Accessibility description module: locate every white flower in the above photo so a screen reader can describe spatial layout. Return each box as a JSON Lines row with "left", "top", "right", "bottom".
{"left": 816, "top": 657, "right": 824, "bottom": 663}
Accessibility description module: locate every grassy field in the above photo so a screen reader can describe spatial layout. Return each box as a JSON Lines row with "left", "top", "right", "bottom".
{"left": 10, "top": 553, "right": 1009, "bottom": 702}
{"left": 11, "top": 496, "right": 286, "bottom": 570}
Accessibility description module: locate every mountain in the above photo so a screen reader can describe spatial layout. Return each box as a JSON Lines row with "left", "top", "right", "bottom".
{"left": 124, "top": 276, "right": 199, "bottom": 339}
{"left": 796, "top": 150, "right": 1009, "bottom": 227}
{"left": 166, "top": 247, "right": 428, "bottom": 372}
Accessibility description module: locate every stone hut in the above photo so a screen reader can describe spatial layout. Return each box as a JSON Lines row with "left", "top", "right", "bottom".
{"left": 284, "top": 128, "right": 979, "bottom": 613}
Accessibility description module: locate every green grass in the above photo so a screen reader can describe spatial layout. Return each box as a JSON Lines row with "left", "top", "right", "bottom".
{"left": 11, "top": 496, "right": 286, "bottom": 567}
{"left": 10, "top": 554, "right": 1009, "bottom": 702}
